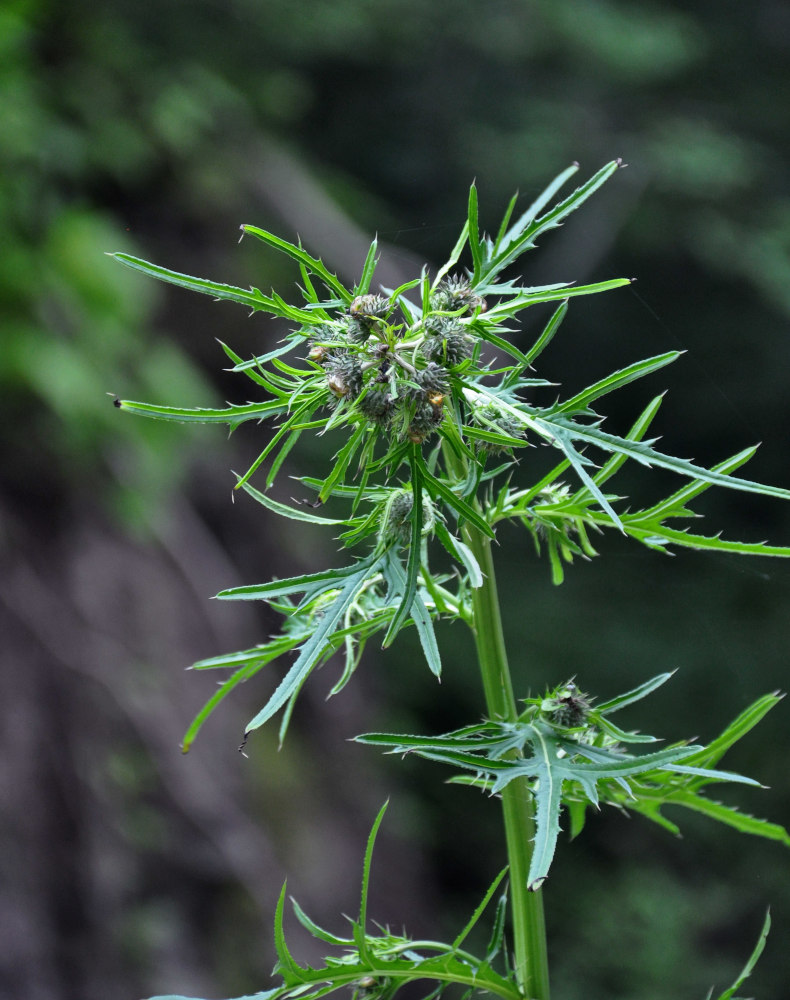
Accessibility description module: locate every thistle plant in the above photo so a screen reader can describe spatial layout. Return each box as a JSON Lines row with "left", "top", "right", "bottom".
{"left": 111, "top": 160, "right": 790, "bottom": 1000}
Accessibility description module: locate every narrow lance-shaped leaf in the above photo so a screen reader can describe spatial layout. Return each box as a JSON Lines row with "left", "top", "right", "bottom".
{"left": 358, "top": 802, "right": 388, "bottom": 943}
{"left": 467, "top": 183, "right": 483, "bottom": 283}
{"left": 634, "top": 445, "right": 760, "bottom": 521}
{"left": 540, "top": 424, "right": 624, "bottom": 531}
{"left": 418, "top": 454, "right": 495, "bottom": 538}
{"left": 109, "top": 252, "right": 315, "bottom": 321}
{"left": 495, "top": 163, "right": 579, "bottom": 257}
{"left": 554, "top": 352, "right": 681, "bottom": 415}
{"left": 433, "top": 219, "right": 470, "bottom": 290}
{"left": 482, "top": 277, "right": 632, "bottom": 320}
{"left": 380, "top": 549, "right": 441, "bottom": 677}
{"left": 580, "top": 393, "right": 664, "bottom": 492}
{"left": 677, "top": 692, "right": 785, "bottom": 770}
{"left": 273, "top": 882, "right": 303, "bottom": 981}
{"left": 521, "top": 299, "right": 568, "bottom": 368}
{"left": 318, "top": 422, "right": 370, "bottom": 502}
{"left": 113, "top": 397, "right": 283, "bottom": 427}
{"left": 596, "top": 672, "right": 675, "bottom": 715}
{"left": 524, "top": 159, "right": 623, "bottom": 247}
{"left": 240, "top": 225, "right": 352, "bottom": 303}
{"left": 536, "top": 414, "right": 790, "bottom": 503}
{"left": 713, "top": 910, "right": 771, "bottom": 1000}
{"left": 355, "top": 237, "right": 380, "bottom": 296}
{"left": 620, "top": 522, "right": 790, "bottom": 559}
{"left": 481, "top": 160, "right": 623, "bottom": 279}
{"left": 148, "top": 993, "right": 278, "bottom": 1000}
{"left": 183, "top": 658, "right": 277, "bottom": 753}
{"left": 451, "top": 867, "right": 509, "bottom": 953}
{"left": 238, "top": 478, "right": 351, "bottom": 526}
{"left": 434, "top": 520, "right": 484, "bottom": 588}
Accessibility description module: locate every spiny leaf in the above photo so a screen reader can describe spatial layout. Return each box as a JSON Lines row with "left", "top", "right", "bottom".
{"left": 359, "top": 677, "right": 784, "bottom": 888}
{"left": 433, "top": 220, "right": 470, "bottom": 291}
{"left": 355, "top": 237, "right": 380, "bottom": 296}
{"left": 554, "top": 352, "right": 680, "bottom": 415}
{"left": 240, "top": 225, "right": 352, "bottom": 303}
{"left": 478, "top": 161, "right": 624, "bottom": 282}
{"left": 243, "top": 563, "right": 379, "bottom": 736}
{"left": 652, "top": 793, "right": 790, "bottom": 846}
{"left": 536, "top": 413, "right": 790, "bottom": 503}
{"left": 359, "top": 803, "right": 389, "bottom": 938}
{"left": 621, "top": 522, "right": 790, "bottom": 558}
{"left": 633, "top": 445, "right": 761, "bottom": 521}
{"left": 147, "top": 993, "right": 278, "bottom": 1000}
{"left": 109, "top": 252, "right": 315, "bottom": 321}
{"left": 216, "top": 559, "right": 372, "bottom": 602}
{"left": 467, "top": 183, "right": 482, "bottom": 283}
{"left": 679, "top": 693, "right": 785, "bottom": 769}
{"left": 582, "top": 393, "right": 665, "bottom": 491}
{"left": 494, "top": 163, "right": 580, "bottom": 257}
{"left": 450, "top": 868, "right": 509, "bottom": 953}
{"left": 182, "top": 658, "right": 276, "bottom": 753}
{"left": 113, "top": 397, "right": 282, "bottom": 427}
{"left": 418, "top": 456, "right": 495, "bottom": 538}
{"left": 274, "top": 882, "right": 304, "bottom": 980}
{"left": 434, "top": 521, "right": 484, "bottom": 587}
{"left": 712, "top": 910, "right": 771, "bottom": 1000}
{"left": 521, "top": 299, "right": 568, "bottom": 368}
{"left": 596, "top": 672, "right": 675, "bottom": 714}
{"left": 482, "top": 277, "right": 632, "bottom": 321}
{"left": 238, "top": 478, "right": 351, "bottom": 526}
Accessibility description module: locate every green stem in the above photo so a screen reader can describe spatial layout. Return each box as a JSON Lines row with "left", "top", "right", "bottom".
{"left": 462, "top": 523, "right": 550, "bottom": 1000}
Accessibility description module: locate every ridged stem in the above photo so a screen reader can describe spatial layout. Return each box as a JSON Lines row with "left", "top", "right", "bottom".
{"left": 461, "top": 523, "right": 550, "bottom": 1000}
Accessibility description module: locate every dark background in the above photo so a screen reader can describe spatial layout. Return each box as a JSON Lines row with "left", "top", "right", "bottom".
{"left": 2, "top": 2, "right": 790, "bottom": 998}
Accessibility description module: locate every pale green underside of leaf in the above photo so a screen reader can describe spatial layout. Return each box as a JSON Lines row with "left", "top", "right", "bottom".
{"left": 242, "top": 557, "right": 378, "bottom": 735}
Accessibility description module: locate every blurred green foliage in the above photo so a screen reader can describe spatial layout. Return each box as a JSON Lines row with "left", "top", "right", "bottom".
{"left": 2, "top": 0, "right": 789, "bottom": 998}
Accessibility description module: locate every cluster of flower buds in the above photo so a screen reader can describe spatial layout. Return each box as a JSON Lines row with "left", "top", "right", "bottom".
{"left": 308, "top": 277, "right": 486, "bottom": 446}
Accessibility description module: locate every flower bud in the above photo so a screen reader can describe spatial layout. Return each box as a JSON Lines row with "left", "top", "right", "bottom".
{"left": 423, "top": 322, "right": 474, "bottom": 366}
{"left": 541, "top": 683, "right": 591, "bottom": 728}
{"left": 405, "top": 362, "right": 449, "bottom": 401}
{"left": 471, "top": 402, "right": 526, "bottom": 453}
{"left": 356, "top": 385, "right": 394, "bottom": 425}
{"left": 430, "top": 276, "right": 485, "bottom": 315}
{"left": 407, "top": 400, "right": 444, "bottom": 442}
{"left": 325, "top": 352, "right": 363, "bottom": 399}
{"left": 349, "top": 294, "right": 389, "bottom": 329}
{"left": 379, "top": 487, "right": 435, "bottom": 547}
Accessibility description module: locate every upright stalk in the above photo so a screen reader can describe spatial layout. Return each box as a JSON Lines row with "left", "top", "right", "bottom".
{"left": 462, "top": 523, "right": 550, "bottom": 1000}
